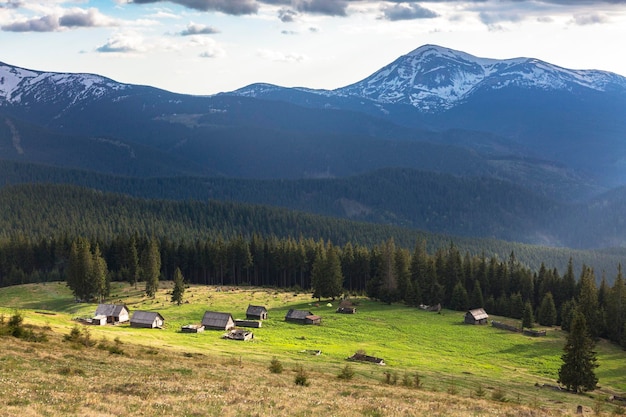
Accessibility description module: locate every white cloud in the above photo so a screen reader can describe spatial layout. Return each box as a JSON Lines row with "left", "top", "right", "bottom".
{"left": 96, "top": 30, "right": 148, "bottom": 54}
{"left": 257, "top": 48, "right": 307, "bottom": 62}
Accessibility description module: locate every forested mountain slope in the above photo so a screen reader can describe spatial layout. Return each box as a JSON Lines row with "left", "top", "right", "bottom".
{"left": 0, "top": 182, "right": 624, "bottom": 275}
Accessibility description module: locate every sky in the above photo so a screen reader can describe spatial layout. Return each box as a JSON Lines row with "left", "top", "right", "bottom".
{"left": 1, "top": 0, "right": 626, "bottom": 96}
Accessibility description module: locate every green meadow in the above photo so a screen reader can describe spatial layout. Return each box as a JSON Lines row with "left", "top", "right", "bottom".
{"left": 1, "top": 281, "right": 625, "bottom": 416}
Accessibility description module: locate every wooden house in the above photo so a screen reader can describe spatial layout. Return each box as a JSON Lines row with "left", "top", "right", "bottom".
{"left": 465, "top": 308, "right": 489, "bottom": 325}
{"left": 285, "top": 309, "right": 321, "bottom": 325}
{"left": 201, "top": 311, "right": 235, "bottom": 331}
{"left": 94, "top": 304, "right": 130, "bottom": 324}
{"left": 130, "top": 311, "right": 164, "bottom": 328}
{"left": 246, "top": 305, "right": 268, "bottom": 320}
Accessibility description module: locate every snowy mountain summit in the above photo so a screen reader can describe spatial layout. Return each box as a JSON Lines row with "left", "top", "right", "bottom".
{"left": 334, "top": 44, "right": 626, "bottom": 112}
{"left": 0, "top": 62, "right": 128, "bottom": 107}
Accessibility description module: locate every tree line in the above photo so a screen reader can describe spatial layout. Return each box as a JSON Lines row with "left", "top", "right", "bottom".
{"left": 1, "top": 232, "right": 625, "bottom": 350}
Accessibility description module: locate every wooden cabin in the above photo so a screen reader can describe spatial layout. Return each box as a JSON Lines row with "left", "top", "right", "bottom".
{"left": 285, "top": 309, "right": 321, "bottom": 325}
{"left": 130, "top": 311, "right": 164, "bottom": 328}
{"left": 201, "top": 311, "right": 235, "bottom": 331}
{"left": 465, "top": 308, "right": 489, "bottom": 325}
{"left": 94, "top": 304, "right": 129, "bottom": 324}
{"left": 246, "top": 305, "right": 268, "bottom": 320}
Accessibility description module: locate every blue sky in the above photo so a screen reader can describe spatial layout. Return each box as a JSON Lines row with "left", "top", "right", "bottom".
{"left": 1, "top": 0, "right": 626, "bottom": 95}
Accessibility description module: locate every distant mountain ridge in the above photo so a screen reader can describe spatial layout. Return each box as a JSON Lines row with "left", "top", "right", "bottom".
{"left": 1, "top": 46, "right": 626, "bottom": 248}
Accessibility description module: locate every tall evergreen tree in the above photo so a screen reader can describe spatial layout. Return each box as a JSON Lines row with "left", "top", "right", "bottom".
{"left": 171, "top": 267, "right": 185, "bottom": 306}
{"left": 90, "top": 244, "right": 109, "bottom": 302}
{"left": 558, "top": 310, "right": 599, "bottom": 393}
{"left": 538, "top": 292, "right": 557, "bottom": 327}
{"left": 469, "top": 280, "right": 484, "bottom": 309}
{"left": 142, "top": 237, "right": 161, "bottom": 298}
{"left": 522, "top": 301, "right": 534, "bottom": 329}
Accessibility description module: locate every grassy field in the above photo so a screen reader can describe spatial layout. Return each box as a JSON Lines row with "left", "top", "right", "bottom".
{"left": 1, "top": 281, "right": 625, "bottom": 416}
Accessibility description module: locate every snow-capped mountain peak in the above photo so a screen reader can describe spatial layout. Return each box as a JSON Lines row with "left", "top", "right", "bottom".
{"left": 334, "top": 44, "right": 626, "bottom": 112}
{"left": 0, "top": 61, "right": 129, "bottom": 107}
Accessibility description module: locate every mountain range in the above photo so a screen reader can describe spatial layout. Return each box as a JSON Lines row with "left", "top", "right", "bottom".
{"left": 1, "top": 44, "right": 626, "bottom": 249}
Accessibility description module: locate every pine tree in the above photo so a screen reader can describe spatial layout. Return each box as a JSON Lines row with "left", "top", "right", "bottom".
{"left": 171, "top": 267, "right": 185, "bottom": 306}
{"left": 142, "top": 237, "right": 161, "bottom": 298}
{"left": 90, "top": 244, "right": 108, "bottom": 302}
{"left": 469, "top": 280, "right": 484, "bottom": 309}
{"left": 522, "top": 301, "right": 534, "bottom": 329}
{"left": 538, "top": 292, "right": 557, "bottom": 327}
{"left": 558, "top": 310, "right": 599, "bottom": 393}
{"left": 449, "top": 281, "right": 469, "bottom": 311}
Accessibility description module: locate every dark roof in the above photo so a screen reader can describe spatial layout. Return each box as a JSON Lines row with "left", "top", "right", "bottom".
{"left": 202, "top": 311, "right": 234, "bottom": 328}
{"left": 130, "top": 311, "right": 164, "bottom": 325}
{"left": 246, "top": 305, "right": 267, "bottom": 315}
{"left": 95, "top": 304, "right": 128, "bottom": 317}
{"left": 467, "top": 308, "right": 489, "bottom": 320}
{"left": 285, "top": 309, "right": 313, "bottom": 320}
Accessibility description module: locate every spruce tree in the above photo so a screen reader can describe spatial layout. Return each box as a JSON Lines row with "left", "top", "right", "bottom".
{"left": 171, "top": 267, "right": 185, "bottom": 306}
{"left": 142, "top": 237, "right": 161, "bottom": 298}
{"left": 538, "top": 292, "right": 557, "bottom": 327}
{"left": 558, "top": 310, "right": 598, "bottom": 393}
{"left": 522, "top": 301, "right": 534, "bottom": 329}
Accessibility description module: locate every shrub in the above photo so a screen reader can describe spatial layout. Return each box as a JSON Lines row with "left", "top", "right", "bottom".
{"left": 475, "top": 384, "right": 486, "bottom": 398}
{"left": 491, "top": 387, "right": 507, "bottom": 402}
{"left": 401, "top": 373, "right": 413, "bottom": 387}
{"left": 294, "top": 364, "right": 309, "bottom": 386}
{"left": 269, "top": 357, "right": 283, "bottom": 374}
{"left": 413, "top": 373, "right": 423, "bottom": 389}
{"left": 64, "top": 325, "right": 95, "bottom": 347}
{"left": 383, "top": 371, "right": 398, "bottom": 385}
{"left": 337, "top": 364, "right": 355, "bottom": 380}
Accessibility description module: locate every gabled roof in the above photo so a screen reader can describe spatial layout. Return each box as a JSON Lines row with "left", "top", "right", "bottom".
{"left": 467, "top": 308, "right": 489, "bottom": 320}
{"left": 285, "top": 309, "right": 313, "bottom": 320}
{"left": 246, "top": 305, "right": 267, "bottom": 315}
{"left": 95, "top": 304, "right": 128, "bottom": 317}
{"left": 130, "top": 311, "right": 164, "bottom": 325}
{"left": 202, "top": 311, "right": 234, "bottom": 327}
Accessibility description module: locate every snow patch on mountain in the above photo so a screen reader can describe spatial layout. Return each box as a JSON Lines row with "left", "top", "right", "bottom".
{"left": 334, "top": 45, "right": 626, "bottom": 112}
{"left": 0, "top": 62, "right": 129, "bottom": 107}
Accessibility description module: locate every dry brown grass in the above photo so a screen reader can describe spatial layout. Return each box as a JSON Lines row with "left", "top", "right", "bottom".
{"left": 0, "top": 328, "right": 586, "bottom": 417}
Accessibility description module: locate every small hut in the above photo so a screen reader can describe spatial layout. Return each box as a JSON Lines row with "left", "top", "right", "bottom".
{"left": 181, "top": 324, "right": 205, "bottom": 333}
{"left": 202, "top": 311, "right": 235, "bottom": 331}
{"left": 347, "top": 352, "right": 385, "bottom": 365}
{"left": 336, "top": 307, "right": 356, "bottom": 314}
{"left": 285, "top": 309, "right": 321, "bottom": 325}
{"left": 94, "top": 304, "right": 129, "bottom": 324}
{"left": 246, "top": 305, "right": 268, "bottom": 320}
{"left": 130, "top": 311, "right": 164, "bottom": 328}
{"left": 465, "top": 308, "right": 489, "bottom": 325}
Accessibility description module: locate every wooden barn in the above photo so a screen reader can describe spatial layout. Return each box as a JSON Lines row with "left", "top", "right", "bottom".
{"left": 94, "top": 304, "right": 129, "bottom": 324}
{"left": 465, "top": 308, "right": 489, "bottom": 325}
{"left": 130, "top": 311, "right": 164, "bottom": 329}
{"left": 285, "top": 309, "right": 321, "bottom": 325}
{"left": 246, "top": 305, "right": 268, "bottom": 320}
{"left": 202, "top": 311, "right": 235, "bottom": 331}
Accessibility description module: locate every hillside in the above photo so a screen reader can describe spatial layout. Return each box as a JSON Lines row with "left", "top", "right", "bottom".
{"left": 1, "top": 282, "right": 626, "bottom": 416}
{"left": 1, "top": 182, "right": 626, "bottom": 275}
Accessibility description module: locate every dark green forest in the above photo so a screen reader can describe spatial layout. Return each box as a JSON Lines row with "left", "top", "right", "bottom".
{"left": 2, "top": 160, "right": 626, "bottom": 249}
{"left": 1, "top": 182, "right": 626, "bottom": 348}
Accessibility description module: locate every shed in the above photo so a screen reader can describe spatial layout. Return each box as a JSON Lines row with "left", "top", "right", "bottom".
{"left": 91, "top": 315, "right": 107, "bottom": 326}
{"left": 94, "top": 304, "right": 130, "bottom": 324}
{"left": 223, "top": 329, "right": 254, "bottom": 341}
{"left": 246, "top": 305, "right": 268, "bottom": 320}
{"left": 285, "top": 309, "right": 321, "bottom": 325}
{"left": 181, "top": 324, "right": 205, "bottom": 333}
{"left": 235, "top": 319, "right": 262, "bottom": 328}
{"left": 465, "top": 308, "right": 489, "bottom": 325}
{"left": 202, "top": 311, "right": 235, "bottom": 331}
{"left": 130, "top": 311, "right": 164, "bottom": 328}
{"left": 348, "top": 352, "right": 385, "bottom": 365}
{"left": 336, "top": 307, "right": 356, "bottom": 314}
